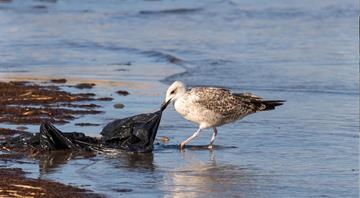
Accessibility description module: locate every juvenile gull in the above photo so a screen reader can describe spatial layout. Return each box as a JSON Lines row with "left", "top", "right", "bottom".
{"left": 163, "top": 81, "right": 285, "bottom": 149}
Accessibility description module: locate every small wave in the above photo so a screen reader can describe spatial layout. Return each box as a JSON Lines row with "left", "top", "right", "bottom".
{"left": 32, "top": 5, "right": 47, "bottom": 10}
{"left": 139, "top": 8, "right": 202, "bottom": 15}
{"left": 233, "top": 8, "right": 306, "bottom": 20}
{"left": 64, "top": 41, "right": 135, "bottom": 52}
{"left": 163, "top": 69, "right": 358, "bottom": 96}
{"left": 321, "top": 132, "right": 359, "bottom": 139}
{"left": 226, "top": 6, "right": 357, "bottom": 20}
{"left": 249, "top": 87, "right": 358, "bottom": 96}
{"left": 63, "top": 41, "right": 184, "bottom": 66}
{"left": 143, "top": 51, "right": 183, "bottom": 64}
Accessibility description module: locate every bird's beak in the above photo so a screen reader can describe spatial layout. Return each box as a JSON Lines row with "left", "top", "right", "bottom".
{"left": 161, "top": 99, "right": 171, "bottom": 111}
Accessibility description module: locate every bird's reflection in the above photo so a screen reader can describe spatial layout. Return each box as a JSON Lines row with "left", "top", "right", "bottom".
{"left": 163, "top": 150, "right": 258, "bottom": 197}
{"left": 158, "top": 144, "right": 237, "bottom": 150}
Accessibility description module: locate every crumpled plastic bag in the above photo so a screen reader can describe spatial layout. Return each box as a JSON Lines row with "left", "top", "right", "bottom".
{"left": 39, "top": 122, "right": 100, "bottom": 151}
{"left": 39, "top": 122, "right": 80, "bottom": 151}
{"left": 36, "top": 109, "right": 162, "bottom": 153}
{"left": 2, "top": 103, "right": 168, "bottom": 153}
{"left": 100, "top": 110, "right": 162, "bottom": 152}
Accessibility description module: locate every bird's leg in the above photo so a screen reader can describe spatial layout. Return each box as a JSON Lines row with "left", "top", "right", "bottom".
{"left": 180, "top": 127, "right": 202, "bottom": 149}
{"left": 208, "top": 127, "right": 218, "bottom": 149}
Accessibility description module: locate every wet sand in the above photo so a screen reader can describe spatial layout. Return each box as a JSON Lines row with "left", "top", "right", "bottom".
{"left": 0, "top": 167, "right": 103, "bottom": 198}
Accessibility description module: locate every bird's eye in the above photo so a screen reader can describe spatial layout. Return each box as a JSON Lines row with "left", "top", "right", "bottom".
{"left": 170, "top": 90, "right": 175, "bottom": 94}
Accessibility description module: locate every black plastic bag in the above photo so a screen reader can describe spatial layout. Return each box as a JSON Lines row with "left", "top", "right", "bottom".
{"left": 100, "top": 110, "right": 162, "bottom": 153}
{"left": 39, "top": 122, "right": 80, "bottom": 151}
{"left": 39, "top": 122, "right": 100, "bottom": 151}
{"left": 2, "top": 103, "right": 168, "bottom": 153}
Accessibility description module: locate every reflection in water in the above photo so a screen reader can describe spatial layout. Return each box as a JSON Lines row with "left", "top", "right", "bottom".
{"left": 36, "top": 150, "right": 155, "bottom": 175}
{"left": 37, "top": 151, "right": 95, "bottom": 175}
{"left": 163, "top": 151, "right": 258, "bottom": 198}
{"left": 109, "top": 152, "right": 155, "bottom": 171}
{"left": 158, "top": 144, "right": 237, "bottom": 151}
{"left": 37, "top": 150, "right": 155, "bottom": 173}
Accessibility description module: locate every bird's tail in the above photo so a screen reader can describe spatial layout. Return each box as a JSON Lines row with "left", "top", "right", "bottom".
{"left": 256, "top": 100, "right": 285, "bottom": 111}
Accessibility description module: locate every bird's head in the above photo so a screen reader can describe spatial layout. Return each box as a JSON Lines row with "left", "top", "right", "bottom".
{"left": 162, "top": 81, "right": 187, "bottom": 109}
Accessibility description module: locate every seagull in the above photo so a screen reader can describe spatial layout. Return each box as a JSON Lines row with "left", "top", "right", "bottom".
{"left": 163, "top": 81, "right": 285, "bottom": 149}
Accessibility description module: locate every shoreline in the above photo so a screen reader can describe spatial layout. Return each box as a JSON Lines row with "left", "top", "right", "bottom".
{"left": 0, "top": 52, "right": 185, "bottom": 197}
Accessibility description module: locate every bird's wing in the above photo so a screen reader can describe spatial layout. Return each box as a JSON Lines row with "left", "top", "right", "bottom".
{"left": 189, "top": 87, "right": 261, "bottom": 117}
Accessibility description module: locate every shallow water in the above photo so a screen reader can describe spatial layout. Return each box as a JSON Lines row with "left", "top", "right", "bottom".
{"left": 0, "top": 0, "right": 358, "bottom": 197}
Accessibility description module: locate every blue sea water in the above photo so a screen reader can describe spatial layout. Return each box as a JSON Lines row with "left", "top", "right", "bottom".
{"left": 0, "top": 0, "right": 358, "bottom": 197}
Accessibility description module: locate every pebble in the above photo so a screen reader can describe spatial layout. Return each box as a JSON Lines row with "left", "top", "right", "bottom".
{"left": 114, "top": 103, "right": 125, "bottom": 109}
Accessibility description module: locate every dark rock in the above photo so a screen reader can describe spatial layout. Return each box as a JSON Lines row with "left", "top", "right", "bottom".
{"left": 115, "top": 90, "right": 129, "bottom": 96}
{"left": 73, "top": 83, "right": 96, "bottom": 89}
{"left": 112, "top": 188, "right": 133, "bottom": 193}
{"left": 50, "top": 79, "right": 67, "bottom": 84}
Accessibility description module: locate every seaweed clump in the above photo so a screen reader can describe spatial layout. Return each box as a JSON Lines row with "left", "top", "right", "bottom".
{"left": 0, "top": 81, "right": 104, "bottom": 125}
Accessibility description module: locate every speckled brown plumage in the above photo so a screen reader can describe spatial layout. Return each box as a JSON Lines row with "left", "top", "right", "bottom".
{"left": 182, "top": 87, "right": 282, "bottom": 124}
